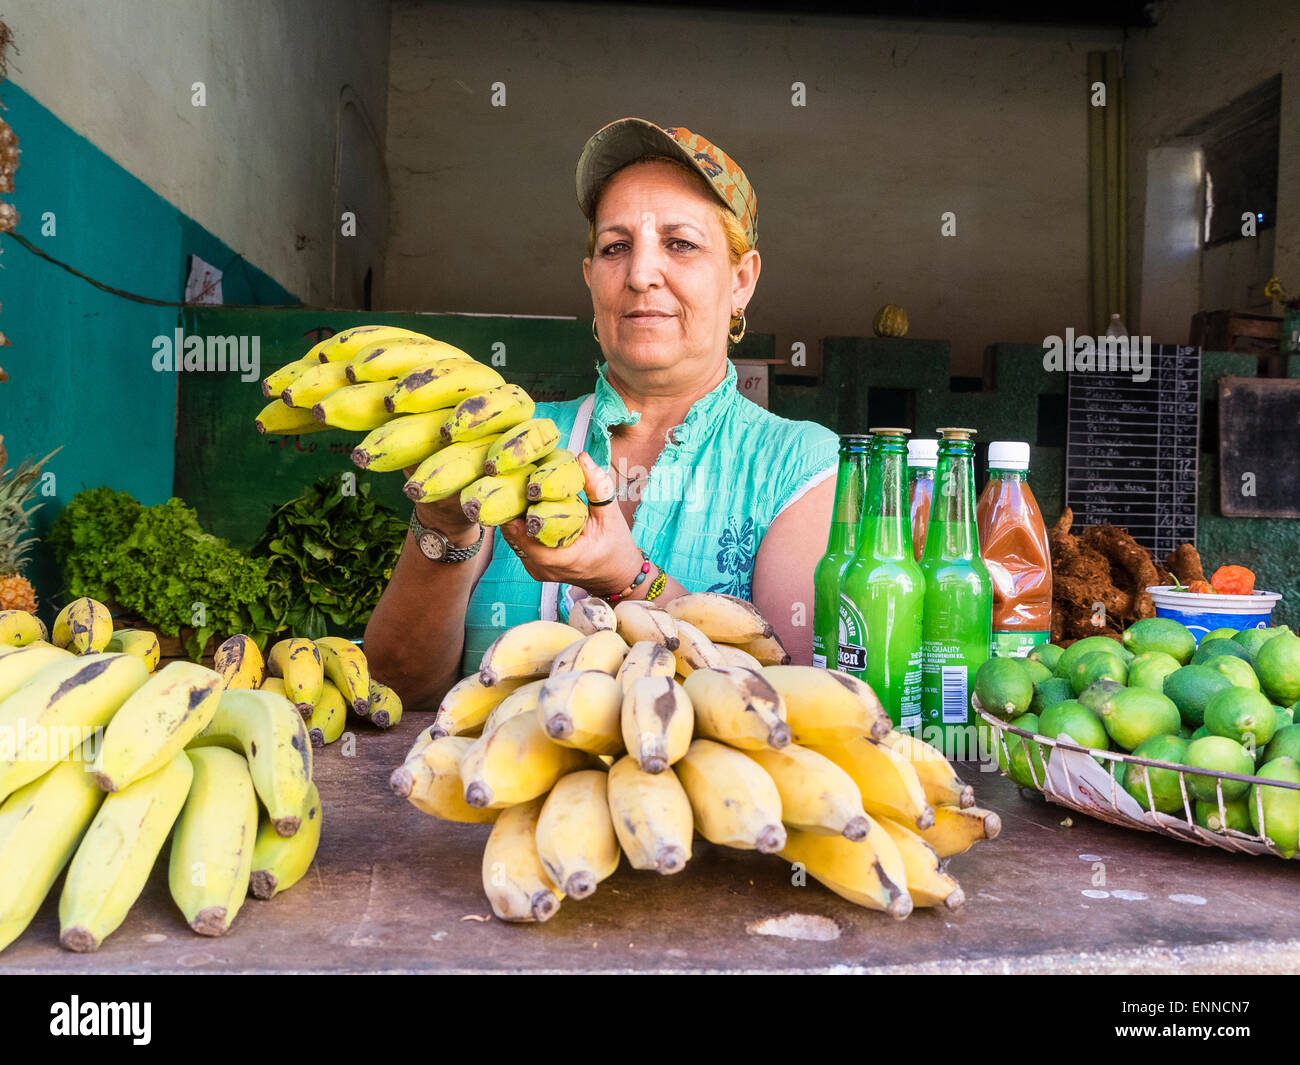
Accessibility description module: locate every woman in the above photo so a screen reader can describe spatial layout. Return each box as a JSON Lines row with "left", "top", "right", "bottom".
{"left": 366, "top": 118, "right": 838, "bottom": 711}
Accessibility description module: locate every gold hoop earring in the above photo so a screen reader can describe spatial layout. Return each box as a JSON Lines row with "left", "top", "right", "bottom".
{"left": 592, "top": 316, "right": 599, "bottom": 343}
{"left": 728, "top": 308, "right": 747, "bottom": 344}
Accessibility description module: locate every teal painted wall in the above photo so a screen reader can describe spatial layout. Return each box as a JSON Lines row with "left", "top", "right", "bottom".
{"left": 0, "top": 84, "right": 295, "bottom": 619}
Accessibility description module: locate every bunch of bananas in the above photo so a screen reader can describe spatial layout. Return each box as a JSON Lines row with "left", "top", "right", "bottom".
{"left": 392, "top": 591, "right": 1001, "bottom": 923}
{"left": 256, "top": 325, "right": 588, "bottom": 547}
{"left": 0, "top": 601, "right": 326, "bottom": 954}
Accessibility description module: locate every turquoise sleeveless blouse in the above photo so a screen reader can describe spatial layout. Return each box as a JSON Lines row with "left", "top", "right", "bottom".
{"left": 460, "top": 361, "right": 838, "bottom": 676}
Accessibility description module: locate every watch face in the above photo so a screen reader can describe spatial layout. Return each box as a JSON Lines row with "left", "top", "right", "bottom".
{"left": 419, "top": 531, "right": 446, "bottom": 560}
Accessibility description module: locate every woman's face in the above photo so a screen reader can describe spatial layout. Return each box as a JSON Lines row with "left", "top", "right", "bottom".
{"left": 583, "top": 160, "right": 759, "bottom": 380}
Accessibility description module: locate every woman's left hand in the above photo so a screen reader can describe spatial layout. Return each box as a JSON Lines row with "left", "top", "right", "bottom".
{"left": 498, "top": 452, "right": 645, "bottom": 596}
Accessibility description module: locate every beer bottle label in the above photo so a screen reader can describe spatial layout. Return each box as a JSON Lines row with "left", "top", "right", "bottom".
{"left": 900, "top": 648, "right": 923, "bottom": 731}
{"left": 837, "top": 593, "right": 868, "bottom": 673}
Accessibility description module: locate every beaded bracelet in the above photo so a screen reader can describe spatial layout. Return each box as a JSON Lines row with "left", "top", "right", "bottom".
{"left": 644, "top": 569, "right": 667, "bottom": 602}
{"left": 607, "top": 550, "right": 651, "bottom": 604}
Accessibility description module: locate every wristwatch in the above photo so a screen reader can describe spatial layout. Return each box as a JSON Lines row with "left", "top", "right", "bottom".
{"left": 408, "top": 509, "right": 485, "bottom": 563}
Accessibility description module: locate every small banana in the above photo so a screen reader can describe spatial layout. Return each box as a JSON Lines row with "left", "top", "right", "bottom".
{"left": 879, "top": 730, "right": 974, "bottom": 809}
{"left": 665, "top": 592, "right": 774, "bottom": 644}
{"left": 431, "top": 673, "right": 528, "bottom": 735}
{"left": 762, "top": 665, "right": 892, "bottom": 744}
{"left": 459, "top": 465, "right": 536, "bottom": 526}
{"left": 403, "top": 435, "right": 501, "bottom": 504}
{"left": 549, "top": 629, "right": 629, "bottom": 676}
{"left": 305, "top": 680, "right": 347, "bottom": 747}
{"left": 567, "top": 596, "right": 616, "bottom": 636}
{"left": 0, "top": 641, "right": 74, "bottom": 702}
{"left": 682, "top": 666, "right": 791, "bottom": 750}
{"left": 440, "top": 383, "right": 535, "bottom": 444}
{"left": 459, "top": 711, "right": 589, "bottom": 808}
{"left": 51, "top": 597, "right": 113, "bottom": 654}
{"left": 525, "top": 497, "right": 588, "bottom": 548}
{"left": 481, "top": 796, "right": 563, "bottom": 923}
{"left": 213, "top": 634, "right": 266, "bottom": 690}
{"left": 315, "top": 637, "right": 370, "bottom": 716}
{"left": 280, "top": 360, "right": 352, "bottom": 408}
{"left": 526, "top": 449, "right": 584, "bottom": 502}
{"left": 104, "top": 628, "right": 161, "bottom": 672}
{"left": 621, "top": 675, "right": 693, "bottom": 773}
{"left": 261, "top": 355, "right": 316, "bottom": 398}
{"left": 736, "top": 633, "right": 790, "bottom": 666}
{"left": 914, "top": 805, "right": 1002, "bottom": 859}
{"left": 250, "top": 782, "right": 323, "bottom": 899}
{"left": 780, "top": 825, "right": 912, "bottom": 919}
{"left": 255, "top": 398, "right": 329, "bottom": 435}
{"left": 346, "top": 337, "right": 470, "bottom": 382}
{"left": 483, "top": 418, "right": 561, "bottom": 476}
{"left": 478, "top": 620, "right": 586, "bottom": 686}
{"left": 676, "top": 738, "right": 786, "bottom": 853}
{"left": 307, "top": 324, "right": 433, "bottom": 364}
{"left": 268, "top": 637, "right": 325, "bottom": 718}
{"left": 168, "top": 746, "right": 259, "bottom": 936}
{"left": 538, "top": 670, "right": 624, "bottom": 755}
{"left": 613, "top": 600, "right": 679, "bottom": 651}
{"left": 368, "top": 679, "right": 403, "bottom": 729}
{"left": 809, "top": 736, "right": 935, "bottom": 831}
{"left": 744, "top": 744, "right": 871, "bottom": 840}
{"left": 671, "top": 619, "right": 728, "bottom": 676}
{"left": 482, "top": 678, "right": 546, "bottom": 734}
{"left": 386, "top": 359, "right": 506, "bottom": 415}
{"left": 351, "top": 409, "right": 455, "bottom": 472}
{"left": 614, "top": 640, "right": 678, "bottom": 693}
{"left": 714, "top": 644, "right": 764, "bottom": 670}
{"left": 535, "top": 770, "right": 620, "bottom": 899}
{"left": 0, "top": 609, "right": 47, "bottom": 648}
{"left": 58, "top": 751, "right": 194, "bottom": 952}
{"left": 605, "top": 755, "right": 693, "bottom": 874}
{"left": 311, "top": 381, "right": 399, "bottom": 432}
{"left": 877, "top": 818, "right": 966, "bottom": 910}
{"left": 390, "top": 735, "right": 498, "bottom": 823}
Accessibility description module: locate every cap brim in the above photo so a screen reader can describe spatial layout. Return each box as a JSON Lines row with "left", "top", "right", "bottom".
{"left": 576, "top": 118, "right": 707, "bottom": 219}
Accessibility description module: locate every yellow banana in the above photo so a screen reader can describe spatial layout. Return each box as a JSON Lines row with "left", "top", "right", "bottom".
{"left": 104, "top": 628, "right": 161, "bottom": 672}
{"left": 877, "top": 818, "right": 966, "bottom": 910}
{"left": 483, "top": 417, "right": 561, "bottom": 476}
{"left": 0, "top": 641, "right": 74, "bottom": 701}
{"left": 386, "top": 359, "right": 506, "bottom": 415}
{"left": 915, "top": 805, "right": 1002, "bottom": 859}
{"left": 368, "top": 679, "right": 403, "bottom": 729}
{"left": 261, "top": 355, "right": 316, "bottom": 397}
{"left": 677, "top": 739, "right": 786, "bottom": 852}
{"left": 459, "top": 710, "right": 589, "bottom": 808}
{"left": 538, "top": 670, "right": 624, "bottom": 755}
{"left": 188, "top": 689, "right": 313, "bottom": 836}
{"left": 614, "top": 640, "right": 678, "bottom": 693}
{"left": 682, "top": 666, "right": 791, "bottom": 750}
{"left": 613, "top": 600, "right": 679, "bottom": 650}
{"left": 744, "top": 744, "right": 872, "bottom": 840}
{"left": 781, "top": 825, "right": 912, "bottom": 919}
{"left": 51, "top": 597, "right": 113, "bottom": 654}
{"left": 526, "top": 449, "right": 584, "bottom": 502}
{"left": 268, "top": 638, "right": 325, "bottom": 717}
{"left": 440, "top": 383, "right": 535, "bottom": 444}
{"left": 351, "top": 409, "right": 455, "bottom": 473}
{"left": 307, "top": 324, "right": 434, "bottom": 364}
{"left": 809, "top": 736, "right": 935, "bottom": 831}
{"left": 346, "top": 336, "right": 471, "bottom": 382}
{"left": 879, "top": 730, "right": 974, "bottom": 809}
{"left": 671, "top": 619, "right": 728, "bottom": 676}
{"left": 168, "top": 746, "right": 259, "bottom": 936}
{"left": 621, "top": 675, "right": 693, "bottom": 773}
{"left": 549, "top": 629, "right": 628, "bottom": 676}
{"left": 0, "top": 609, "right": 47, "bottom": 647}
{"left": 715, "top": 644, "right": 764, "bottom": 670}
{"left": 736, "top": 633, "right": 790, "bottom": 665}
{"left": 0, "top": 653, "right": 149, "bottom": 803}
{"left": 92, "top": 661, "right": 224, "bottom": 792}
{"left": 315, "top": 636, "right": 370, "bottom": 716}
{"left": 478, "top": 620, "right": 586, "bottom": 686}
{"left": 567, "top": 596, "right": 616, "bottom": 636}
{"left": 481, "top": 795, "right": 563, "bottom": 923}
{"left": 389, "top": 735, "right": 498, "bottom": 823}
{"left": 606, "top": 755, "right": 693, "bottom": 874}
{"left": 535, "top": 770, "right": 620, "bottom": 899}
{"left": 525, "top": 497, "right": 588, "bottom": 548}
{"left": 213, "top": 634, "right": 265, "bottom": 690}
{"left": 0, "top": 746, "right": 105, "bottom": 953}
{"left": 255, "top": 398, "right": 329, "bottom": 435}
{"left": 762, "top": 665, "right": 892, "bottom": 744}
{"left": 260, "top": 676, "right": 287, "bottom": 697}
{"left": 665, "top": 592, "right": 774, "bottom": 644}
{"left": 431, "top": 673, "right": 528, "bottom": 735}
{"left": 250, "top": 782, "right": 322, "bottom": 899}
{"left": 58, "top": 750, "right": 194, "bottom": 952}
{"left": 311, "top": 381, "right": 399, "bottom": 432}
{"left": 306, "top": 679, "right": 347, "bottom": 746}
{"left": 280, "top": 360, "right": 351, "bottom": 408}
{"left": 482, "top": 678, "right": 545, "bottom": 734}
{"left": 403, "top": 434, "right": 500, "bottom": 504}
{"left": 459, "top": 465, "right": 536, "bottom": 526}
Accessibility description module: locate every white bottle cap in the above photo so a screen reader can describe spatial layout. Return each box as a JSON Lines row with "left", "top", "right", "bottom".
{"left": 907, "top": 438, "right": 939, "bottom": 469}
{"left": 987, "top": 441, "right": 1031, "bottom": 470}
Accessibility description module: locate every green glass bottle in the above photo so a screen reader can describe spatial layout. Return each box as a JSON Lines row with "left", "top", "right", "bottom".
{"left": 839, "top": 429, "right": 927, "bottom": 732}
{"left": 812, "top": 434, "right": 871, "bottom": 669}
{"left": 919, "top": 428, "right": 993, "bottom": 761}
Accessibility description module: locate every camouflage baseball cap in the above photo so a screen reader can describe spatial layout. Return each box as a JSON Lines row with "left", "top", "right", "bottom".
{"left": 576, "top": 118, "right": 758, "bottom": 247}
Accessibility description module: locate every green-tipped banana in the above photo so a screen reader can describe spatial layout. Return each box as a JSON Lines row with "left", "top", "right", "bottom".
{"left": 168, "top": 747, "right": 259, "bottom": 936}
{"left": 369, "top": 680, "right": 403, "bottom": 729}
{"left": 267, "top": 638, "right": 324, "bottom": 718}
{"left": 307, "top": 324, "right": 432, "bottom": 364}
{"left": 346, "top": 337, "right": 470, "bottom": 383}
{"left": 352, "top": 409, "right": 455, "bottom": 472}
{"left": 0, "top": 610, "right": 47, "bottom": 648}
{"left": 51, "top": 597, "right": 113, "bottom": 654}
{"left": 306, "top": 680, "right": 347, "bottom": 747}
{"left": 311, "top": 381, "right": 399, "bottom": 432}
{"left": 526, "top": 449, "right": 584, "bottom": 502}
{"left": 256, "top": 398, "right": 329, "bottom": 435}
{"left": 261, "top": 355, "right": 317, "bottom": 398}
{"left": 525, "top": 497, "right": 588, "bottom": 548}
{"left": 483, "top": 418, "right": 560, "bottom": 476}
{"left": 58, "top": 751, "right": 194, "bottom": 953}
{"left": 403, "top": 434, "right": 501, "bottom": 503}
{"left": 104, "top": 628, "right": 161, "bottom": 672}
{"left": 460, "top": 465, "right": 536, "bottom": 526}
{"left": 440, "top": 383, "right": 535, "bottom": 444}
{"left": 188, "top": 689, "right": 313, "bottom": 836}
{"left": 250, "top": 782, "right": 322, "bottom": 899}
{"left": 280, "top": 360, "right": 351, "bottom": 408}
{"left": 385, "top": 359, "right": 505, "bottom": 415}
{"left": 315, "top": 637, "right": 371, "bottom": 718}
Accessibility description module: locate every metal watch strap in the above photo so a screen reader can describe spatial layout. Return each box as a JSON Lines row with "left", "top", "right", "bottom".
{"left": 409, "top": 509, "right": 485, "bottom": 563}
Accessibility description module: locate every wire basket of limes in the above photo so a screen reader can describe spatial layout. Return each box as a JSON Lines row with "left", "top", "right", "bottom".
{"left": 970, "top": 621, "right": 1300, "bottom": 860}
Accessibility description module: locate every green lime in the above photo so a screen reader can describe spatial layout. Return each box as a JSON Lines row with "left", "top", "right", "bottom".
{"left": 1204, "top": 687, "right": 1278, "bottom": 751}
{"left": 1128, "top": 651, "right": 1181, "bottom": 692}
{"left": 1038, "top": 699, "right": 1108, "bottom": 755}
{"left": 1202, "top": 627, "right": 1240, "bottom": 644}
{"left": 1190, "top": 724, "right": 1210, "bottom": 741}
{"left": 1028, "top": 643, "right": 1064, "bottom": 672}
{"left": 1070, "top": 650, "right": 1128, "bottom": 696}
{"left": 1195, "top": 796, "right": 1252, "bottom": 833}
{"left": 1263, "top": 723, "right": 1300, "bottom": 764}
{"left": 1184, "top": 735, "right": 1254, "bottom": 801}
{"left": 1054, "top": 636, "right": 1130, "bottom": 679}
{"left": 997, "top": 713, "right": 1046, "bottom": 788}
{"left": 1205, "top": 654, "right": 1260, "bottom": 691}
{"left": 1250, "top": 756, "right": 1300, "bottom": 857}
{"left": 1030, "top": 676, "right": 1074, "bottom": 715}
{"left": 1098, "top": 687, "right": 1181, "bottom": 751}
{"left": 1277, "top": 705, "right": 1294, "bottom": 733}
{"left": 973, "top": 656, "right": 1034, "bottom": 721}
{"left": 1256, "top": 634, "right": 1300, "bottom": 707}
{"left": 1233, "top": 626, "right": 1289, "bottom": 662}
{"left": 1124, "top": 735, "right": 1190, "bottom": 814}
{"left": 1123, "top": 617, "right": 1196, "bottom": 664}
{"left": 1022, "top": 658, "right": 1053, "bottom": 686}
{"left": 1078, "top": 678, "right": 1126, "bottom": 713}
{"left": 1192, "top": 638, "right": 1253, "bottom": 665}
{"left": 1163, "top": 664, "right": 1234, "bottom": 728}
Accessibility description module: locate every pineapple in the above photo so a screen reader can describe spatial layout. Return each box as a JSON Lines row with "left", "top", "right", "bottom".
{"left": 0, "top": 450, "right": 58, "bottom": 612}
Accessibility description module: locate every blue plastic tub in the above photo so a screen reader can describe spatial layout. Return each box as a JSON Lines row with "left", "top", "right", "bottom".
{"left": 1147, "top": 585, "right": 1282, "bottom": 642}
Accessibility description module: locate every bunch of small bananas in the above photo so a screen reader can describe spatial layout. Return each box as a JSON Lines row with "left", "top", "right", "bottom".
{"left": 255, "top": 325, "right": 588, "bottom": 547}
{"left": 0, "top": 610, "right": 323, "bottom": 954}
{"left": 391, "top": 591, "right": 1001, "bottom": 923}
